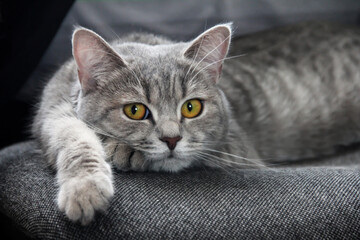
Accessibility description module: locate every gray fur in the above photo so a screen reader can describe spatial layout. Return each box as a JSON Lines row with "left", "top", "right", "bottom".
{"left": 222, "top": 22, "right": 360, "bottom": 161}
{"left": 32, "top": 22, "right": 360, "bottom": 224}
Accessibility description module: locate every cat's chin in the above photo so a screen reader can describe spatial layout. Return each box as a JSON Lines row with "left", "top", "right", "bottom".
{"left": 148, "top": 156, "right": 194, "bottom": 172}
{"left": 144, "top": 151, "right": 195, "bottom": 172}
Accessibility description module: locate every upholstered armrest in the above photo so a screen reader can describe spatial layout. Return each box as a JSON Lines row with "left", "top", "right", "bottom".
{"left": 0, "top": 141, "right": 359, "bottom": 239}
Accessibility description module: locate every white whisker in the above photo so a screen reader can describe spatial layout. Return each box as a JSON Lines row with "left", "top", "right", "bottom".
{"left": 187, "top": 54, "right": 247, "bottom": 84}
{"left": 189, "top": 34, "right": 232, "bottom": 76}
{"left": 197, "top": 151, "right": 266, "bottom": 168}
{"left": 184, "top": 29, "right": 206, "bottom": 80}
{"left": 193, "top": 153, "right": 232, "bottom": 173}
{"left": 203, "top": 147, "right": 269, "bottom": 163}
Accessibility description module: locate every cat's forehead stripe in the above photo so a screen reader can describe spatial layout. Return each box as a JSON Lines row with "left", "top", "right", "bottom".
{"left": 141, "top": 80, "right": 151, "bottom": 104}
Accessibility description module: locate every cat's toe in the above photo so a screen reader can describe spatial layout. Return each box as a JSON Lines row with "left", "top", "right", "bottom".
{"left": 111, "top": 145, "right": 132, "bottom": 171}
{"left": 129, "top": 151, "right": 148, "bottom": 172}
{"left": 111, "top": 144, "right": 148, "bottom": 172}
{"left": 57, "top": 173, "right": 114, "bottom": 225}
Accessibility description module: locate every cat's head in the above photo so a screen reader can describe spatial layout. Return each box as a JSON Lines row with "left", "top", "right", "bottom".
{"left": 72, "top": 24, "right": 232, "bottom": 172}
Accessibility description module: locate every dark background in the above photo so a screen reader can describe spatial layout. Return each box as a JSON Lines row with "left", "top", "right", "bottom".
{"left": 0, "top": 1, "right": 74, "bottom": 238}
{"left": 0, "top": 0, "right": 74, "bottom": 150}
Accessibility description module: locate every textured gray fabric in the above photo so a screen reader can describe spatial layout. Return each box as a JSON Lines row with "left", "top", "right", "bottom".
{"left": 0, "top": 141, "right": 360, "bottom": 239}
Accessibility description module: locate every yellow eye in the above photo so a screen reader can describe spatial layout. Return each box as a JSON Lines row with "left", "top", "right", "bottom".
{"left": 123, "top": 103, "right": 149, "bottom": 120}
{"left": 181, "top": 99, "right": 203, "bottom": 118}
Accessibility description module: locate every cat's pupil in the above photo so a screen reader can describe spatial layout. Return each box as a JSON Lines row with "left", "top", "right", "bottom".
{"left": 131, "top": 105, "right": 138, "bottom": 115}
{"left": 187, "top": 102, "right": 193, "bottom": 112}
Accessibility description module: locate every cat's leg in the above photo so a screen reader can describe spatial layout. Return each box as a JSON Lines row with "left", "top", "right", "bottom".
{"left": 40, "top": 105, "right": 114, "bottom": 225}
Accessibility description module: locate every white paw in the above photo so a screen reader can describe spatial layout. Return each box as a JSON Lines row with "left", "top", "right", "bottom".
{"left": 57, "top": 172, "right": 114, "bottom": 225}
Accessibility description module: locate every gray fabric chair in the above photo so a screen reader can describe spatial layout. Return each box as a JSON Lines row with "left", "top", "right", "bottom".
{"left": 1, "top": 141, "right": 359, "bottom": 239}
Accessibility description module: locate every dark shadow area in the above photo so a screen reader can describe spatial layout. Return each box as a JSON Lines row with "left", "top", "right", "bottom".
{"left": 0, "top": 0, "right": 74, "bottom": 150}
{"left": 0, "top": 0, "right": 74, "bottom": 237}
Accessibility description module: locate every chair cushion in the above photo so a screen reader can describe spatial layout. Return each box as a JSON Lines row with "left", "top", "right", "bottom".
{"left": 0, "top": 141, "right": 360, "bottom": 239}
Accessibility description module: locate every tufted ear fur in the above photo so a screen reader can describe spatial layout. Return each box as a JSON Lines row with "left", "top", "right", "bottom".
{"left": 72, "top": 28, "right": 126, "bottom": 92}
{"left": 184, "top": 23, "right": 232, "bottom": 82}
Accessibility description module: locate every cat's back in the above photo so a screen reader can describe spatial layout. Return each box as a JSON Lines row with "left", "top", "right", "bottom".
{"left": 229, "top": 21, "right": 360, "bottom": 59}
{"left": 222, "top": 22, "right": 360, "bottom": 160}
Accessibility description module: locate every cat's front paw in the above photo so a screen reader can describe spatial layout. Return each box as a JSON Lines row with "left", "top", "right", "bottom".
{"left": 128, "top": 151, "right": 149, "bottom": 172}
{"left": 112, "top": 145, "right": 149, "bottom": 172}
{"left": 57, "top": 172, "right": 114, "bottom": 225}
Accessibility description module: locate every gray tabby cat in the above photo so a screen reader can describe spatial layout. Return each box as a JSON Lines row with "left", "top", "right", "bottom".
{"left": 33, "top": 22, "right": 360, "bottom": 225}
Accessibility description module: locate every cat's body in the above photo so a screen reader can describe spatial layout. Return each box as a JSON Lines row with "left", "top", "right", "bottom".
{"left": 119, "top": 23, "right": 360, "bottom": 162}
{"left": 222, "top": 22, "right": 360, "bottom": 161}
{"left": 33, "top": 22, "right": 360, "bottom": 224}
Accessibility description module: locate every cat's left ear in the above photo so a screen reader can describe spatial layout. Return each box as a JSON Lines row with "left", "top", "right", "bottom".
{"left": 184, "top": 23, "right": 232, "bottom": 82}
{"left": 72, "top": 27, "right": 127, "bottom": 92}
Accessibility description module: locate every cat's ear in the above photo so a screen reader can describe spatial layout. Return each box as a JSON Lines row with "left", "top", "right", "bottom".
{"left": 72, "top": 27, "right": 126, "bottom": 91}
{"left": 184, "top": 23, "right": 232, "bottom": 82}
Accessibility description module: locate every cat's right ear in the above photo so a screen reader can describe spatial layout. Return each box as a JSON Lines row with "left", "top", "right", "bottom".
{"left": 184, "top": 23, "right": 232, "bottom": 83}
{"left": 72, "top": 28, "right": 126, "bottom": 92}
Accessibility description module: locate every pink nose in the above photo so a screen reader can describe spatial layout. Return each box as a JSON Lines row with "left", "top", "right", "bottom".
{"left": 160, "top": 136, "right": 182, "bottom": 150}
